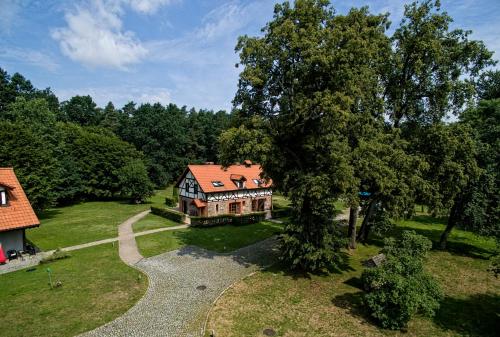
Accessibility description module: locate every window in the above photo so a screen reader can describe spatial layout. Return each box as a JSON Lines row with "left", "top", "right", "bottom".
{"left": 212, "top": 181, "right": 224, "bottom": 187}
{"left": 215, "top": 204, "right": 219, "bottom": 213}
{"left": 235, "top": 180, "right": 245, "bottom": 189}
{"left": 252, "top": 198, "right": 265, "bottom": 211}
{"left": 229, "top": 202, "right": 240, "bottom": 214}
{"left": 0, "top": 187, "right": 7, "bottom": 206}
{"left": 253, "top": 179, "right": 261, "bottom": 186}
{"left": 185, "top": 182, "right": 190, "bottom": 193}
{"left": 193, "top": 184, "right": 198, "bottom": 194}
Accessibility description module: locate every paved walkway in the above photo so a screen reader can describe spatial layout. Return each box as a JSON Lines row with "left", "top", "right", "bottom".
{"left": 80, "top": 237, "right": 279, "bottom": 337}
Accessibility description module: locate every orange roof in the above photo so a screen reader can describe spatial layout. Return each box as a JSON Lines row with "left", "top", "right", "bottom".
{"left": 192, "top": 199, "right": 207, "bottom": 208}
{"left": 0, "top": 168, "right": 40, "bottom": 232}
{"left": 177, "top": 164, "right": 272, "bottom": 193}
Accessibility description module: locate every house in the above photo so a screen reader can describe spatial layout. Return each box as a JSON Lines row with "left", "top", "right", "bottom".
{"left": 0, "top": 168, "right": 40, "bottom": 254}
{"left": 175, "top": 161, "right": 273, "bottom": 218}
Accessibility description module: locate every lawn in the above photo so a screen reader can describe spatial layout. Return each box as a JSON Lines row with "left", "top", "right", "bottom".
{"left": 0, "top": 244, "right": 147, "bottom": 337}
{"left": 28, "top": 189, "right": 171, "bottom": 251}
{"left": 136, "top": 220, "right": 284, "bottom": 257}
{"left": 132, "top": 213, "right": 182, "bottom": 233}
{"left": 206, "top": 216, "right": 499, "bottom": 337}
{"left": 29, "top": 201, "right": 151, "bottom": 250}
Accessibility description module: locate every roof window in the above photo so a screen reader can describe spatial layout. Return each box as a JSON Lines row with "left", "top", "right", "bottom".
{"left": 212, "top": 181, "right": 224, "bottom": 187}
{"left": 0, "top": 186, "right": 8, "bottom": 206}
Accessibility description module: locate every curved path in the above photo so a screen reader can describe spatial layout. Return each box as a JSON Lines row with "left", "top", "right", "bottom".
{"left": 80, "top": 211, "right": 279, "bottom": 337}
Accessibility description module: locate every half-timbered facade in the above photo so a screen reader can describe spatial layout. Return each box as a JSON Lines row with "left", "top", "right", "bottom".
{"left": 175, "top": 161, "right": 272, "bottom": 218}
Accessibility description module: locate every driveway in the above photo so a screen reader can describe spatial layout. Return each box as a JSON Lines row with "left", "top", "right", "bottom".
{"left": 80, "top": 237, "right": 279, "bottom": 337}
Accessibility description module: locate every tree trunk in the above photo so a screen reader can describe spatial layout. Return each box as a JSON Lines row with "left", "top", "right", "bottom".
{"left": 348, "top": 206, "right": 358, "bottom": 249}
{"left": 357, "top": 200, "right": 377, "bottom": 243}
{"left": 439, "top": 197, "right": 461, "bottom": 249}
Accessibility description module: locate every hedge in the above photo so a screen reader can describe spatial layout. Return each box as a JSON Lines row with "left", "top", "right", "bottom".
{"left": 151, "top": 206, "right": 185, "bottom": 223}
{"left": 165, "top": 197, "right": 176, "bottom": 207}
{"left": 190, "top": 212, "right": 267, "bottom": 227}
{"left": 272, "top": 206, "right": 292, "bottom": 218}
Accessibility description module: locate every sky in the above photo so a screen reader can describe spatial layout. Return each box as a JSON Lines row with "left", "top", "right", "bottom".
{"left": 0, "top": 0, "right": 499, "bottom": 112}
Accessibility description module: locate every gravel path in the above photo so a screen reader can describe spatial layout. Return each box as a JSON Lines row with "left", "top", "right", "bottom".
{"left": 80, "top": 237, "right": 279, "bottom": 337}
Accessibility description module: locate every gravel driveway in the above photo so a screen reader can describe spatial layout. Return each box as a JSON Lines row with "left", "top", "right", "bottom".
{"left": 80, "top": 237, "right": 279, "bottom": 337}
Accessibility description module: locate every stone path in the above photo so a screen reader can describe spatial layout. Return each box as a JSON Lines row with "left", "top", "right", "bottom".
{"left": 80, "top": 237, "right": 279, "bottom": 337}
{"left": 118, "top": 210, "right": 151, "bottom": 265}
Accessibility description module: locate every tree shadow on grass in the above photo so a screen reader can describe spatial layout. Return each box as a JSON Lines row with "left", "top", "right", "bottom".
{"left": 331, "top": 291, "right": 373, "bottom": 325}
{"left": 37, "top": 208, "right": 62, "bottom": 221}
{"left": 433, "top": 293, "right": 500, "bottom": 337}
{"left": 364, "top": 216, "right": 495, "bottom": 260}
{"left": 172, "top": 230, "right": 354, "bottom": 279}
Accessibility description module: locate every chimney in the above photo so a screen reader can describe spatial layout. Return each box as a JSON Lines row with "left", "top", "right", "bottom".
{"left": 243, "top": 159, "right": 252, "bottom": 167}
{"left": 204, "top": 162, "right": 214, "bottom": 165}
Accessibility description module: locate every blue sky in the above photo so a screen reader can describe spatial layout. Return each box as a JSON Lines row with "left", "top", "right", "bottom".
{"left": 1, "top": 0, "right": 499, "bottom": 112}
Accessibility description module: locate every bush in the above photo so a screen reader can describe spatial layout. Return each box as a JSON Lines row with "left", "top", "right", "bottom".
{"left": 39, "top": 249, "right": 71, "bottom": 264}
{"left": 190, "top": 212, "right": 267, "bottom": 227}
{"left": 361, "top": 231, "right": 442, "bottom": 329}
{"left": 272, "top": 207, "right": 292, "bottom": 218}
{"left": 164, "top": 197, "right": 176, "bottom": 207}
{"left": 151, "top": 206, "right": 185, "bottom": 223}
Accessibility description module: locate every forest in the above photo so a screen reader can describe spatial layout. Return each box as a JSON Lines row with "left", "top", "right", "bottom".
{"left": 0, "top": 67, "right": 232, "bottom": 211}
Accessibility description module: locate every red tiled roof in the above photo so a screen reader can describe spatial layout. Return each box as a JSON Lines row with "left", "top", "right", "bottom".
{"left": 230, "top": 174, "right": 246, "bottom": 181}
{"left": 0, "top": 168, "right": 40, "bottom": 232}
{"left": 176, "top": 164, "right": 272, "bottom": 193}
{"left": 192, "top": 199, "right": 207, "bottom": 208}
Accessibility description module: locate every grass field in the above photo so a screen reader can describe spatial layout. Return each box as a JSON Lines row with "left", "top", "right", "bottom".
{"left": 132, "top": 213, "right": 182, "bottom": 233}
{"left": 28, "top": 189, "right": 172, "bottom": 251}
{"left": 207, "top": 216, "right": 499, "bottom": 337}
{"left": 0, "top": 244, "right": 147, "bottom": 337}
{"left": 136, "top": 219, "right": 284, "bottom": 257}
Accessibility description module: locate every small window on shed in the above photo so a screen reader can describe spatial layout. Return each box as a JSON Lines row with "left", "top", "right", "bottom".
{"left": 0, "top": 187, "right": 8, "bottom": 206}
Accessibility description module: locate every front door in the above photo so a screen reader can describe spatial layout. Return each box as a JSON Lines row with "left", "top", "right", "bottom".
{"left": 182, "top": 200, "right": 188, "bottom": 214}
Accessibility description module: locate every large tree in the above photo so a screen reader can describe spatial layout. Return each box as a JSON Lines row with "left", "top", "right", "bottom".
{"left": 233, "top": 0, "right": 395, "bottom": 271}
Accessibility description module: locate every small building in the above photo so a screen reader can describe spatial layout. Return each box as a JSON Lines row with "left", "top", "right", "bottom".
{"left": 175, "top": 161, "right": 273, "bottom": 218}
{"left": 0, "top": 168, "right": 40, "bottom": 254}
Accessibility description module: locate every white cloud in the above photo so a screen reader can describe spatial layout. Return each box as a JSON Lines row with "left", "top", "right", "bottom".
{"left": 51, "top": 0, "right": 148, "bottom": 70}
{"left": 0, "top": 47, "right": 59, "bottom": 72}
{"left": 127, "top": 0, "right": 177, "bottom": 14}
{"left": 55, "top": 86, "right": 172, "bottom": 107}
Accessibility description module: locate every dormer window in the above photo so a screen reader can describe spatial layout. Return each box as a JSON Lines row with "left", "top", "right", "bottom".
{"left": 0, "top": 187, "right": 8, "bottom": 206}
{"left": 212, "top": 181, "right": 224, "bottom": 187}
{"left": 253, "top": 179, "right": 262, "bottom": 186}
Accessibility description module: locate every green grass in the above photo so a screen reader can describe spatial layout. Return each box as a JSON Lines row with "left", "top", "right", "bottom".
{"left": 0, "top": 244, "right": 147, "bottom": 337}
{"left": 29, "top": 201, "right": 151, "bottom": 250}
{"left": 272, "top": 193, "right": 290, "bottom": 208}
{"left": 132, "top": 213, "right": 182, "bottom": 233}
{"left": 28, "top": 189, "right": 172, "bottom": 251}
{"left": 207, "top": 216, "right": 499, "bottom": 337}
{"left": 136, "top": 221, "right": 284, "bottom": 257}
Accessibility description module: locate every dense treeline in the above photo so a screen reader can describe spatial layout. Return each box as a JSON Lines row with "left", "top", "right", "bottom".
{"left": 0, "top": 68, "right": 231, "bottom": 211}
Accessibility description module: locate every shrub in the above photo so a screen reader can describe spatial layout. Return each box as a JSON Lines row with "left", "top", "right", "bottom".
{"left": 272, "top": 206, "right": 292, "bottom": 218}
{"left": 488, "top": 254, "right": 500, "bottom": 278}
{"left": 39, "top": 249, "right": 71, "bottom": 264}
{"left": 190, "top": 212, "right": 267, "bottom": 227}
{"left": 164, "top": 197, "right": 176, "bottom": 207}
{"left": 151, "top": 206, "right": 185, "bottom": 223}
{"left": 361, "top": 231, "right": 442, "bottom": 329}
